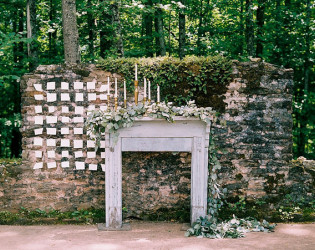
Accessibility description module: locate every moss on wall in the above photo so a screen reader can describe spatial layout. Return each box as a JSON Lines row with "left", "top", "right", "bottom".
{"left": 98, "top": 56, "right": 232, "bottom": 112}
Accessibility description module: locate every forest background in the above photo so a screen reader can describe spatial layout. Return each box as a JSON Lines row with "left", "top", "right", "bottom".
{"left": 0, "top": 0, "right": 314, "bottom": 159}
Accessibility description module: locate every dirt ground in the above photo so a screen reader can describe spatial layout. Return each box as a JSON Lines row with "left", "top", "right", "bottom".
{"left": 0, "top": 222, "right": 314, "bottom": 250}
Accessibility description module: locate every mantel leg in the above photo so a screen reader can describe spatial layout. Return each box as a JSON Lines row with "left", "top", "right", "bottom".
{"left": 191, "top": 137, "right": 208, "bottom": 224}
{"left": 105, "top": 137, "right": 122, "bottom": 229}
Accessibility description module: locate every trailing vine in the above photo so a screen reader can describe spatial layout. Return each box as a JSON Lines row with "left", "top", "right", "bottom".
{"left": 85, "top": 100, "right": 276, "bottom": 238}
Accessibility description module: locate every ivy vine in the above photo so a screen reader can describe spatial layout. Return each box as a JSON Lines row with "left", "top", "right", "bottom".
{"left": 85, "top": 100, "right": 276, "bottom": 238}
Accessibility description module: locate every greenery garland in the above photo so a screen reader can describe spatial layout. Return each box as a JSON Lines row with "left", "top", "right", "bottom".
{"left": 85, "top": 101, "right": 217, "bottom": 140}
{"left": 85, "top": 100, "right": 276, "bottom": 238}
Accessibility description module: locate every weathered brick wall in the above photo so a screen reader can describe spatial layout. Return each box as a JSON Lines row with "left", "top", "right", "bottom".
{"left": 0, "top": 61, "right": 302, "bottom": 219}
{"left": 214, "top": 61, "right": 294, "bottom": 200}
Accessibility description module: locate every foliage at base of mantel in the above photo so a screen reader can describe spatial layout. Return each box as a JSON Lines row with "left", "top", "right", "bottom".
{"left": 185, "top": 215, "right": 276, "bottom": 238}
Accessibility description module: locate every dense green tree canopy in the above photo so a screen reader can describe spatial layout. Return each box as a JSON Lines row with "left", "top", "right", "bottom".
{"left": 0, "top": 0, "right": 314, "bottom": 158}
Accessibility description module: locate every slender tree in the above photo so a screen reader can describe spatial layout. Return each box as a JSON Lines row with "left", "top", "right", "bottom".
{"left": 245, "top": 0, "right": 254, "bottom": 57}
{"left": 256, "top": 0, "right": 265, "bottom": 57}
{"left": 178, "top": 0, "right": 186, "bottom": 59}
{"left": 99, "top": 1, "right": 113, "bottom": 58}
{"left": 273, "top": 0, "right": 281, "bottom": 63}
{"left": 196, "top": 0, "right": 204, "bottom": 55}
{"left": 238, "top": 0, "right": 244, "bottom": 55}
{"left": 18, "top": 7, "right": 24, "bottom": 63}
{"left": 304, "top": 0, "right": 311, "bottom": 95}
{"left": 27, "top": 0, "right": 39, "bottom": 71}
{"left": 298, "top": 0, "right": 312, "bottom": 157}
{"left": 143, "top": 0, "right": 153, "bottom": 57}
{"left": 111, "top": 1, "right": 124, "bottom": 57}
{"left": 12, "top": 8, "right": 18, "bottom": 63}
{"left": 62, "top": 0, "right": 80, "bottom": 63}
{"left": 154, "top": 0, "right": 166, "bottom": 56}
{"left": 48, "top": 0, "right": 57, "bottom": 58}
{"left": 87, "top": 0, "right": 95, "bottom": 60}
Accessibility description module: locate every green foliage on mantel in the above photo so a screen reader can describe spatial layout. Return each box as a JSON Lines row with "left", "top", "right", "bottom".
{"left": 98, "top": 56, "right": 232, "bottom": 111}
{"left": 85, "top": 101, "right": 216, "bottom": 138}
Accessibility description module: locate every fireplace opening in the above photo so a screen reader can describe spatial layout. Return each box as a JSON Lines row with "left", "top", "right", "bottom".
{"left": 122, "top": 152, "right": 191, "bottom": 222}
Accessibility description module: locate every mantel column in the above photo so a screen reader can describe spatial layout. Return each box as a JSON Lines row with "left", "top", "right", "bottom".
{"left": 191, "top": 136, "right": 208, "bottom": 224}
{"left": 105, "top": 133, "right": 122, "bottom": 229}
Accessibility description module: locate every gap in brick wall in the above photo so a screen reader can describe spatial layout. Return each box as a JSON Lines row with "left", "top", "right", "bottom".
{"left": 122, "top": 152, "right": 191, "bottom": 222}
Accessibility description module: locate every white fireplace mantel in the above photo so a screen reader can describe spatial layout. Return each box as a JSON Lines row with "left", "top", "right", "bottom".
{"left": 103, "top": 117, "right": 210, "bottom": 229}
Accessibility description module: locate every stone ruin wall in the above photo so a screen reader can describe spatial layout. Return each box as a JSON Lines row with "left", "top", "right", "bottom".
{"left": 0, "top": 61, "right": 299, "bottom": 218}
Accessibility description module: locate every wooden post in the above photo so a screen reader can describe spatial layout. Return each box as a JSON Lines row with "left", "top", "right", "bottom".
{"left": 105, "top": 132, "right": 122, "bottom": 229}
{"left": 191, "top": 136, "right": 208, "bottom": 223}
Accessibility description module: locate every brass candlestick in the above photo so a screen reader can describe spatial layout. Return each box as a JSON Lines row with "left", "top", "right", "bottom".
{"left": 134, "top": 80, "right": 139, "bottom": 105}
{"left": 107, "top": 95, "right": 110, "bottom": 107}
{"left": 143, "top": 97, "right": 146, "bottom": 104}
{"left": 148, "top": 99, "right": 151, "bottom": 104}
{"left": 124, "top": 99, "right": 127, "bottom": 108}
{"left": 114, "top": 97, "right": 118, "bottom": 111}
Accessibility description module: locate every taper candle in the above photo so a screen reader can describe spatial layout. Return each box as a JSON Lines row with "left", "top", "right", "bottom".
{"left": 144, "top": 78, "right": 147, "bottom": 98}
{"left": 157, "top": 84, "right": 160, "bottom": 103}
{"left": 124, "top": 80, "right": 126, "bottom": 100}
{"left": 114, "top": 78, "right": 118, "bottom": 98}
{"left": 135, "top": 63, "right": 138, "bottom": 81}
{"left": 148, "top": 80, "right": 151, "bottom": 101}
{"left": 107, "top": 77, "right": 110, "bottom": 95}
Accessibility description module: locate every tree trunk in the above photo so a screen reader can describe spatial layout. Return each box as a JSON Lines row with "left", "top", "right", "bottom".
{"left": 304, "top": 0, "right": 310, "bottom": 95}
{"left": 144, "top": 0, "right": 153, "bottom": 57}
{"left": 27, "top": 0, "right": 39, "bottom": 70}
{"left": 255, "top": 0, "right": 265, "bottom": 57}
{"left": 154, "top": 17, "right": 160, "bottom": 56}
{"left": 196, "top": 0, "right": 203, "bottom": 55}
{"left": 111, "top": 2, "right": 124, "bottom": 57}
{"left": 238, "top": 0, "right": 244, "bottom": 55}
{"left": 178, "top": 0, "right": 186, "bottom": 59}
{"left": 12, "top": 8, "right": 18, "bottom": 63}
{"left": 62, "top": 0, "right": 80, "bottom": 64}
{"left": 100, "top": 0, "right": 113, "bottom": 58}
{"left": 282, "top": 0, "right": 291, "bottom": 65}
{"left": 18, "top": 8, "right": 24, "bottom": 63}
{"left": 154, "top": 2, "right": 166, "bottom": 56}
{"left": 273, "top": 0, "right": 281, "bottom": 63}
{"left": 49, "top": 0, "right": 57, "bottom": 58}
{"left": 100, "top": 12, "right": 113, "bottom": 58}
{"left": 245, "top": 0, "right": 254, "bottom": 57}
{"left": 168, "top": 10, "right": 171, "bottom": 56}
{"left": 298, "top": 0, "right": 311, "bottom": 157}
{"left": 87, "top": 0, "right": 94, "bottom": 60}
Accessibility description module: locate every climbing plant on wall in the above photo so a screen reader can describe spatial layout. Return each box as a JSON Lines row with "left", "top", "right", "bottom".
{"left": 85, "top": 100, "right": 276, "bottom": 238}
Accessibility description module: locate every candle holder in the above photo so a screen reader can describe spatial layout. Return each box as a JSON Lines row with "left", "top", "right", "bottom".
{"left": 114, "top": 97, "right": 118, "bottom": 111}
{"left": 148, "top": 99, "right": 151, "bottom": 104}
{"left": 143, "top": 97, "right": 146, "bottom": 104}
{"left": 134, "top": 80, "right": 139, "bottom": 105}
{"left": 107, "top": 95, "right": 110, "bottom": 107}
{"left": 124, "top": 99, "right": 127, "bottom": 108}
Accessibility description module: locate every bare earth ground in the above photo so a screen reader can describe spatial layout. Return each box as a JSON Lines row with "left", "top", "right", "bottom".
{"left": 0, "top": 222, "right": 314, "bottom": 250}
